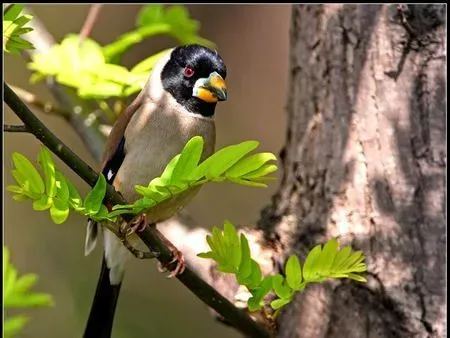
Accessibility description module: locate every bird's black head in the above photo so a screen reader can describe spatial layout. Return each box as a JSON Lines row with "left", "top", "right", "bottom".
{"left": 161, "top": 44, "right": 227, "bottom": 117}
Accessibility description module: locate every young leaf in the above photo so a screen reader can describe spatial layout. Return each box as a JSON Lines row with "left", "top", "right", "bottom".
{"left": 272, "top": 274, "right": 292, "bottom": 299}
{"left": 347, "top": 273, "right": 367, "bottom": 283}
{"left": 315, "top": 238, "right": 338, "bottom": 276}
{"left": 3, "top": 315, "right": 29, "bottom": 337}
{"left": 331, "top": 245, "right": 352, "bottom": 271}
{"left": 50, "top": 198, "right": 69, "bottom": 224}
{"left": 247, "top": 276, "right": 273, "bottom": 312}
{"left": 302, "top": 244, "right": 322, "bottom": 281}
{"left": 247, "top": 260, "right": 262, "bottom": 289}
{"left": 171, "top": 136, "right": 204, "bottom": 182}
{"left": 270, "top": 298, "right": 291, "bottom": 310}
{"left": 285, "top": 255, "right": 302, "bottom": 290}
{"left": 32, "top": 196, "right": 52, "bottom": 211}
{"left": 12, "top": 152, "right": 45, "bottom": 195}
{"left": 207, "top": 141, "right": 260, "bottom": 179}
{"left": 225, "top": 152, "right": 277, "bottom": 178}
{"left": 38, "top": 147, "right": 56, "bottom": 197}
{"left": 83, "top": 174, "right": 107, "bottom": 215}
{"left": 241, "top": 163, "right": 278, "bottom": 180}
{"left": 238, "top": 234, "right": 252, "bottom": 279}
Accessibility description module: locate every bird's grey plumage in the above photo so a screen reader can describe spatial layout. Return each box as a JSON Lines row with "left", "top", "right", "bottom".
{"left": 84, "top": 49, "right": 216, "bottom": 284}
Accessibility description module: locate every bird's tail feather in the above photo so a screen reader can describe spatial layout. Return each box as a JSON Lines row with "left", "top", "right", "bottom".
{"left": 84, "top": 256, "right": 122, "bottom": 338}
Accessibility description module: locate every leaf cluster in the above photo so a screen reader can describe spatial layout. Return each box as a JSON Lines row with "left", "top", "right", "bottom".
{"left": 198, "top": 223, "right": 367, "bottom": 316}
{"left": 109, "top": 136, "right": 278, "bottom": 218}
{"left": 3, "top": 247, "right": 53, "bottom": 337}
{"left": 27, "top": 5, "right": 213, "bottom": 100}
{"left": 7, "top": 137, "right": 278, "bottom": 224}
{"left": 6, "top": 147, "right": 107, "bottom": 224}
{"left": 3, "top": 4, "right": 35, "bottom": 55}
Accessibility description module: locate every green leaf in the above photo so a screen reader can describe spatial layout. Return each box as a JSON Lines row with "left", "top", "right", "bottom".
{"left": 136, "top": 4, "right": 165, "bottom": 27}
{"left": 347, "top": 273, "right": 367, "bottom": 283}
{"left": 247, "top": 260, "right": 262, "bottom": 289}
{"left": 171, "top": 136, "right": 204, "bottom": 182}
{"left": 225, "top": 152, "right": 277, "bottom": 178}
{"left": 247, "top": 275, "right": 273, "bottom": 312}
{"left": 65, "top": 177, "right": 83, "bottom": 209}
{"left": 4, "top": 315, "right": 29, "bottom": 337}
{"left": 6, "top": 185, "right": 23, "bottom": 194}
{"left": 197, "top": 252, "right": 215, "bottom": 259}
{"left": 12, "top": 274, "right": 38, "bottom": 294}
{"left": 302, "top": 244, "right": 322, "bottom": 281}
{"left": 315, "top": 238, "right": 338, "bottom": 276}
{"left": 343, "top": 251, "right": 364, "bottom": 269}
{"left": 191, "top": 141, "right": 259, "bottom": 180}
{"left": 223, "top": 220, "right": 240, "bottom": 269}
{"left": 4, "top": 5, "right": 25, "bottom": 21}
{"left": 103, "top": 24, "right": 171, "bottom": 63}
{"left": 3, "top": 4, "right": 35, "bottom": 55}
{"left": 241, "top": 163, "right": 278, "bottom": 180}
{"left": 32, "top": 196, "right": 52, "bottom": 211}
{"left": 270, "top": 297, "right": 291, "bottom": 310}
{"left": 285, "top": 255, "right": 302, "bottom": 290}
{"left": 272, "top": 274, "right": 292, "bottom": 299}
{"left": 38, "top": 147, "right": 56, "bottom": 197}
{"left": 12, "top": 152, "right": 45, "bottom": 194}
{"left": 84, "top": 174, "right": 106, "bottom": 215}
{"left": 331, "top": 245, "right": 352, "bottom": 271}
{"left": 55, "top": 171, "right": 70, "bottom": 202}
{"left": 238, "top": 234, "right": 252, "bottom": 279}
{"left": 50, "top": 198, "right": 69, "bottom": 224}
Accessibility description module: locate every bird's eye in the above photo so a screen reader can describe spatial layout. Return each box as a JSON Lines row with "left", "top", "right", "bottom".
{"left": 184, "top": 66, "right": 195, "bottom": 77}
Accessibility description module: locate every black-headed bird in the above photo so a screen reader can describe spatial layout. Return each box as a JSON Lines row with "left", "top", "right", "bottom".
{"left": 83, "top": 44, "right": 227, "bottom": 338}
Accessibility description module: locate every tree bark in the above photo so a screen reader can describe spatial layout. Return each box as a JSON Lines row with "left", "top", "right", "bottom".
{"left": 256, "top": 4, "right": 445, "bottom": 338}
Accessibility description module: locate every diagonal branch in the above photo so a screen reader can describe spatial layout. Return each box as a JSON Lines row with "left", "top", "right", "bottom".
{"left": 4, "top": 82, "right": 271, "bottom": 338}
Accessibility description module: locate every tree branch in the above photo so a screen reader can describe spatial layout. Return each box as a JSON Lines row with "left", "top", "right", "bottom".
{"left": 3, "top": 124, "right": 30, "bottom": 133}
{"left": 79, "top": 4, "right": 103, "bottom": 46}
{"left": 9, "top": 85, "right": 71, "bottom": 118}
{"left": 4, "top": 82, "right": 271, "bottom": 338}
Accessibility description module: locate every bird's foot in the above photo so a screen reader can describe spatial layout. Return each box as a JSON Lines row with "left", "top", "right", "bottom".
{"left": 128, "top": 213, "right": 148, "bottom": 234}
{"left": 155, "top": 227, "right": 186, "bottom": 278}
{"left": 158, "top": 247, "right": 185, "bottom": 278}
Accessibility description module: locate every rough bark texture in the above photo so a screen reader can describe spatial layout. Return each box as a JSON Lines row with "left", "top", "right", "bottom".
{"left": 164, "top": 5, "right": 445, "bottom": 338}
{"left": 256, "top": 4, "right": 446, "bottom": 338}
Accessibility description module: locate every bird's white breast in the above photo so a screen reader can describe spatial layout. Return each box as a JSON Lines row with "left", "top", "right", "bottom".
{"left": 115, "top": 93, "right": 215, "bottom": 222}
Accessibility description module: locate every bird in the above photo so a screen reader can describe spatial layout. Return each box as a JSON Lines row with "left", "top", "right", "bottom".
{"left": 83, "top": 44, "right": 227, "bottom": 338}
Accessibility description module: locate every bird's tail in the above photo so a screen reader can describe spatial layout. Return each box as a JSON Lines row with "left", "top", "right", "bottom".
{"left": 83, "top": 256, "right": 122, "bottom": 338}
{"left": 84, "top": 220, "right": 130, "bottom": 338}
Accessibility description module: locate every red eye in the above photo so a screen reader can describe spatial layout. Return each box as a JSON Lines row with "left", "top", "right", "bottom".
{"left": 184, "top": 66, "right": 195, "bottom": 77}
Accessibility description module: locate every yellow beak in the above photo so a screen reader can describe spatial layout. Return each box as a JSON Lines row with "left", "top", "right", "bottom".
{"left": 193, "top": 72, "right": 227, "bottom": 103}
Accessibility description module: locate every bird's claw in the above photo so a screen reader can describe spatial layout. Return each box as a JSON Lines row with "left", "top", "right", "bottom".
{"left": 128, "top": 213, "right": 148, "bottom": 234}
{"left": 158, "top": 247, "right": 186, "bottom": 278}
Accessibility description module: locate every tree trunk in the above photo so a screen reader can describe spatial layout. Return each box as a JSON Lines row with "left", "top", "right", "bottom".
{"left": 256, "top": 4, "right": 446, "bottom": 338}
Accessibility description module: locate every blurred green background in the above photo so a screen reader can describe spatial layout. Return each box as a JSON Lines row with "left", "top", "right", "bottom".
{"left": 4, "top": 4, "right": 289, "bottom": 337}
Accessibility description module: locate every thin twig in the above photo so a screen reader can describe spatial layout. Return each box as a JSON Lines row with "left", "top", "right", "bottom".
{"left": 3, "top": 82, "right": 271, "bottom": 338}
{"left": 79, "top": 4, "right": 103, "bottom": 46}
{"left": 10, "top": 85, "right": 71, "bottom": 118}
{"left": 3, "top": 124, "right": 30, "bottom": 133}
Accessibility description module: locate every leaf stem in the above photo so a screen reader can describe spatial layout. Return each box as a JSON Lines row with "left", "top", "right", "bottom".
{"left": 3, "top": 82, "right": 271, "bottom": 338}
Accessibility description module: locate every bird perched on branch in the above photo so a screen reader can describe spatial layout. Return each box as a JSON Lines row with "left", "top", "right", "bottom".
{"left": 83, "top": 44, "right": 227, "bottom": 338}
